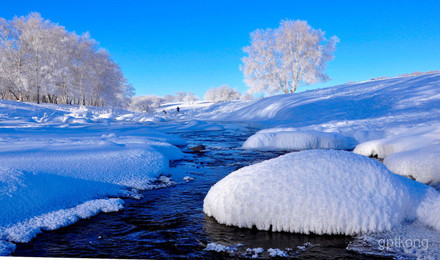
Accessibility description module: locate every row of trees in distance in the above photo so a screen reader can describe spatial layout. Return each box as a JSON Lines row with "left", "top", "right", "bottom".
{"left": 0, "top": 14, "right": 337, "bottom": 111}
{"left": 0, "top": 13, "right": 134, "bottom": 107}
{"left": 129, "top": 87, "right": 253, "bottom": 112}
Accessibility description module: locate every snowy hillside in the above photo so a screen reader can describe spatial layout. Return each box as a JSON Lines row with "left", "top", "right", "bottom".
{"left": 193, "top": 73, "right": 440, "bottom": 190}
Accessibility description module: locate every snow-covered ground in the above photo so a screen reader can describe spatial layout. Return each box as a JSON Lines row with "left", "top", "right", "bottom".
{"left": 0, "top": 101, "right": 189, "bottom": 255}
{"left": 1, "top": 72, "right": 440, "bottom": 257}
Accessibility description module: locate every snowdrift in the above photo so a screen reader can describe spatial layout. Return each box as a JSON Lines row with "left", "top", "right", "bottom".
{"left": 242, "top": 129, "right": 357, "bottom": 151}
{"left": 204, "top": 150, "right": 440, "bottom": 235}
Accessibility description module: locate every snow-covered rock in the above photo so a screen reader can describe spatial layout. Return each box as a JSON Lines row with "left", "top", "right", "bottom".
{"left": 204, "top": 150, "right": 440, "bottom": 235}
{"left": 354, "top": 124, "right": 440, "bottom": 159}
{"left": 242, "top": 129, "right": 357, "bottom": 151}
{"left": 384, "top": 144, "right": 440, "bottom": 187}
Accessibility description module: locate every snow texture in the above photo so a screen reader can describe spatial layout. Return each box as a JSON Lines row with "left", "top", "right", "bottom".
{"left": 242, "top": 129, "right": 357, "bottom": 151}
{"left": 204, "top": 150, "right": 440, "bottom": 235}
{"left": 384, "top": 144, "right": 440, "bottom": 187}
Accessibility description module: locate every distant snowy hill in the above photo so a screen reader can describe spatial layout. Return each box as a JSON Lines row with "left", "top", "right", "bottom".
{"left": 196, "top": 73, "right": 440, "bottom": 134}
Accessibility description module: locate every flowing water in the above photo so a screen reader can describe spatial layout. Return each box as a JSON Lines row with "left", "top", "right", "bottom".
{"left": 13, "top": 126, "right": 386, "bottom": 259}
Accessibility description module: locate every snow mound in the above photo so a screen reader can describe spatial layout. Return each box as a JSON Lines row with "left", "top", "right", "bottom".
{"left": 384, "top": 144, "right": 440, "bottom": 187}
{"left": 242, "top": 129, "right": 357, "bottom": 151}
{"left": 204, "top": 150, "right": 440, "bottom": 235}
{"left": 354, "top": 124, "right": 440, "bottom": 159}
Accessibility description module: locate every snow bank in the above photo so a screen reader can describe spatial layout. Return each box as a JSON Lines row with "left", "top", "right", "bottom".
{"left": 0, "top": 168, "right": 128, "bottom": 227}
{"left": 354, "top": 124, "right": 440, "bottom": 159}
{"left": 383, "top": 144, "right": 440, "bottom": 187}
{"left": 3, "top": 198, "right": 124, "bottom": 244}
{"left": 0, "top": 143, "right": 169, "bottom": 190}
{"left": 242, "top": 129, "right": 357, "bottom": 151}
{"left": 0, "top": 167, "right": 127, "bottom": 255}
{"left": 204, "top": 150, "right": 440, "bottom": 235}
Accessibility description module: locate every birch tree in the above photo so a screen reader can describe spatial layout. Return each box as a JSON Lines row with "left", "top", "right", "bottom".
{"left": 241, "top": 20, "right": 338, "bottom": 94}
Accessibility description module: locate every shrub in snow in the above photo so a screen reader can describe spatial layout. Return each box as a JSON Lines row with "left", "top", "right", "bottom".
{"left": 384, "top": 144, "right": 440, "bottom": 187}
{"left": 204, "top": 150, "right": 440, "bottom": 235}
{"left": 242, "top": 129, "right": 357, "bottom": 151}
{"left": 204, "top": 85, "right": 241, "bottom": 103}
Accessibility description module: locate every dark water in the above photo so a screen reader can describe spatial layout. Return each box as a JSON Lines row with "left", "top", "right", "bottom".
{"left": 13, "top": 126, "right": 383, "bottom": 259}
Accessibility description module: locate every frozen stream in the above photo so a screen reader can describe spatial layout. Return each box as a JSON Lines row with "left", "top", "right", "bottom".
{"left": 12, "top": 125, "right": 385, "bottom": 259}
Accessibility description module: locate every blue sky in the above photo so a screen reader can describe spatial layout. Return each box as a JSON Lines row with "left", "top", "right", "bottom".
{"left": 2, "top": 0, "right": 440, "bottom": 97}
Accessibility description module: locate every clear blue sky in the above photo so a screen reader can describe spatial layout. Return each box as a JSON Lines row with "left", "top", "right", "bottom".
{"left": 2, "top": 0, "right": 440, "bottom": 98}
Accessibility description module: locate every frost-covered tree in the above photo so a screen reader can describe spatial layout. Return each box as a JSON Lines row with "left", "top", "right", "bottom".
{"left": 164, "top": 94, "right": 175, "bottom": 103}
{"left": 129, "top": 95, "right": 164, "bottom": 113}
{"left": 175, "top": 91, "right": 187, "bottom": 102}
{"left": 241, "top": 20, "right": 338, "bottom": 94}
{"left": 0, "top": 12, "right": 133, "bottom": 107}
{"left": 240, "top": 92, "right": 254, "bottom": 101}
{"left": 185, "top": 91, "right": 198, "bottom": 105}
{"left": 204, "top": 84, "right": 241, "bottom": 103}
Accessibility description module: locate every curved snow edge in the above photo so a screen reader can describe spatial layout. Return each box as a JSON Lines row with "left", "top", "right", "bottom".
{"left": 0, "top": 198, "right": 124, "bottom": 256}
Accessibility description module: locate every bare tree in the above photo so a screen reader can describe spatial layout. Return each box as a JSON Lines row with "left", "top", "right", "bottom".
{"left": 241, "top": 20, "right": 338, "bottom": 94}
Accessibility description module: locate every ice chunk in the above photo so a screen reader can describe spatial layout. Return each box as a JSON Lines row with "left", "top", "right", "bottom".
{"left": 204, "top": 242, "right": 239, "bottom": 253}
{"left": 267, "top": 248, "right": 288, "bottom": 257}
